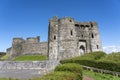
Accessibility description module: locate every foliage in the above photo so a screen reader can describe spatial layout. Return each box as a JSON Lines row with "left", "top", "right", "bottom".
{"left": 13, "top": 55, "right": 47, "bottom": 61}
{"left": 55, "top": 63, "right": 82, "bottom": 78}
{"left": 31, "top": 71, "right": 82, "bottom": 80}
{"left": 83, "top": 70, "right": 120, "bottom": 80}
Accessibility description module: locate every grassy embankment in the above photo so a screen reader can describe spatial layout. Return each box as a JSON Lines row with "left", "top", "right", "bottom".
{"left": 13, "top": 55, "right": 47, "bottom": 61}
{"left": 83, "top": 70, "right": 120, "bottom": 80}
{"left": 31, "top": 63, "right": 83, "bottom": 80}
{"left": 61, "top": 51, "right": 120, "bottom": 72}
{"left": 0, "top": 52, "right": 120, "bottom": 80}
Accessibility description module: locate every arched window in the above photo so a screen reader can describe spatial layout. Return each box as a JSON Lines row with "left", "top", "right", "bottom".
{"left": 54, "top": 35, "right": 56, "bottom": 40}
{"left": 71, "top": 30, "right": 73, "bottom": 36}
{"left": 92, "top": 33, "right": 94, "bottom": 38}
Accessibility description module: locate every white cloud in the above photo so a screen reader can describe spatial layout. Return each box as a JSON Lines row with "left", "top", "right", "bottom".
{"left": 103, "top": 46, "right": 120, "bottom": 54}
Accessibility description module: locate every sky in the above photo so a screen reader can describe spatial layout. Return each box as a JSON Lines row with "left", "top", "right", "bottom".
{"left": 0, "top": 0, "right": 120, "bottom": 52}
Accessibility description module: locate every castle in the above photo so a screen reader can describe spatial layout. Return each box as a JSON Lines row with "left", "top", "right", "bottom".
{"left": 7, "top": 16, "right": 102, "bottom": 60}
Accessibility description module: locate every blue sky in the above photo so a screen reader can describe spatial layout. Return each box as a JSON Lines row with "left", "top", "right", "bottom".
{"left": 0, "top": 0, "right": 120, "bottom": 52}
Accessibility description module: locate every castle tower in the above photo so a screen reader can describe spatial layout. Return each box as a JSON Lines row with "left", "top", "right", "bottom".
{"left": 10, "top": 38, "right": 25, "bottom": 59}
{"left": 58, "top": 17, "right": 77, "bottom": 59}
{"left": 48, "top": 16, "right": 78, "bottom": 60}
{"left": 48, "top": 16, "right": 59, "bottom": 60}
{"left": 48, "top": 16, "right": 102, "bottom": 60}
{"left": 89, "top": 22, "right": 102, "bottom": 52}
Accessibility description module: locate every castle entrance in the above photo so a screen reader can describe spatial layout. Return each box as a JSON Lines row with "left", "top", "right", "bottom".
{"left": 78, "top": 40, "right": 86, "bottom": 55}
{"left": 79, "top": 45, "right": 85, "bottom": 55}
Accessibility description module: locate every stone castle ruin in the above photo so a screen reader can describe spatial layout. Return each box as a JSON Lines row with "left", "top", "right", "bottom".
{"left": 7, "top": 16, "right": 102, "bottom": 60}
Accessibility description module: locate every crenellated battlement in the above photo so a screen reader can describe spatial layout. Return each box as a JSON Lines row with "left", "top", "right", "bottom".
{"left": 26, "top": 36, "right": 40, "bottom": 43}
{"left": 13, "top": 38, "right": 25, "bottom": 44}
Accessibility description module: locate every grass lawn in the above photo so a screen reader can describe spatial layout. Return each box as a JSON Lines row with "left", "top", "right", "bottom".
{"left": 83, "top": 70, "right": 120, "bottom": 80}
{"left": 13, "top": 55, "right": 47, "bottom": 61}
{"left": 0, "top": 78, "right": 18, "bottom": 80}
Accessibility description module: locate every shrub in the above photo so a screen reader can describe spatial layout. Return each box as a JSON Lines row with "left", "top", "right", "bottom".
{"left": 55, "top": 63, "right": 82, "bottom": 74}
{"left": 55, "top": 63, "right": 82, "bottom": 80}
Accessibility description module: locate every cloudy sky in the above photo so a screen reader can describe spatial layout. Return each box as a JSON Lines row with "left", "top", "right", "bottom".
{"left": 0, "top": 0, "right": 120, "bottom": 52}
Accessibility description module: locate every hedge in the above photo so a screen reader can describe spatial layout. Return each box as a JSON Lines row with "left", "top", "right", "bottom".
{"left": 60, "top": 59, "right": 120, "bottom": 72}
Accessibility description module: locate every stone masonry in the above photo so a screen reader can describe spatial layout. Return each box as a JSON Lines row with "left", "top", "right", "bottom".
{"left": 7, "top": 16, "right": 102, "bottom": 60}
{"left": 8, "top": 36, "right": 48, "bottom": 59}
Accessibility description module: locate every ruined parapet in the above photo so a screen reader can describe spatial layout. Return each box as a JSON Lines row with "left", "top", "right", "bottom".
{"left": 22, "top": 41, "right": 48, "bottom": 55}
{"left": 26, "top": 36, "right": 40, "bottom": 43}
{"left": 10, "top": 38, "right": 25, "bottom": 59}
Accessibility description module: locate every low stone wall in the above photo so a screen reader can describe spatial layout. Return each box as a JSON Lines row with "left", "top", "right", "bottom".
{"left": 0, "top": 60, "right": 59, "bottom": 70}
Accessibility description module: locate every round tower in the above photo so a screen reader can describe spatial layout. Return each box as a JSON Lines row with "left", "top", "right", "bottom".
{"left": 58, "top": 17, "right": 77, "bottom": 59}
{"left": 90, "top": 22, "right": 102, "bottom": 52}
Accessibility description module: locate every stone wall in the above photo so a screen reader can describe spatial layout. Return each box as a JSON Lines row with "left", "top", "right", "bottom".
{"left": 7, "top": 36, "right": 48, "bottom": 58}
{"left": 23, "top": 42, "right": 48, "bottom": 55}
{"left": 0, "top": 60, "right": 59, "bottom": 70}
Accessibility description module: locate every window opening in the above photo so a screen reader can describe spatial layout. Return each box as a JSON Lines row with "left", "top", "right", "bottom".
{"left": 92, "top": 33, "right": 94, "bottom": 38}
{"left": 71, "top": 30, "right": 73, "bottom": 36}
{"left": 75, "top": 24, "right": 79, "bottom": 27}
{"left": 82, "top": 34, "right": 83, "bottom": 38}
{"left": 54, "top": 35, "right": 56, "bottom": 40}
{"left": 69, "top": 20, "right": 72, "bottom": 22}
{"left": 97, "top": 45, "right": 99, "bottom": 49}
{"left": 91, "top": 23, "right": 93, "bottom": 28}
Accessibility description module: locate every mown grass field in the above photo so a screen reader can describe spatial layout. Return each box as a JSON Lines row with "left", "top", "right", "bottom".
{"left": 13, "top": 55, "right": 47, "bottom": 61}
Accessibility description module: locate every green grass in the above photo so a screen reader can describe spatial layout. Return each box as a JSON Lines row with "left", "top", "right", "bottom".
{"left": 0, "top": 78, "right": 18, "bottom": 80}
{"left": 0, "top": 53, "right": 10, "bottom": 60}
{"left": 31, "top": 63, "right": 83, "bottom": 80}
{"left": 83, "top": 70, "right": 120, "bottom": 80}
{"left": 55, "top": 63, "right": 82, "bottom": 74}
{"left": 13, "top": 55, "right": 47, "bottom": 61}
{"left": 72, "top": 51, "right": 106, "bottom": 60}
{"left": 60, "top": 51, "right": 120, "bottom": 72}
{"left": 31, "top": 71, "right": 81, "bottom": 80}
{"left": 99, "top": 52, "right": 120, "bottom": 63}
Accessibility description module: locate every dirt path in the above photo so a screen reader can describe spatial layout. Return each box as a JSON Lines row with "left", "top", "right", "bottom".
{"left": 83, "top": 75, "right": 94, "bottom": 80}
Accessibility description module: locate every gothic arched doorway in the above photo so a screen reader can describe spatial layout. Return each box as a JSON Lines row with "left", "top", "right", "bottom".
{"left": 79, "top": 45, "right": 85, "bottom": 55}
